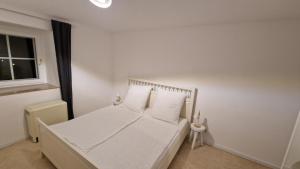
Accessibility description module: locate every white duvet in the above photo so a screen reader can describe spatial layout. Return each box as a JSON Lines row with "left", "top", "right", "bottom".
{"left": 87, "top": 115, "right": 179, "bottom": 169}
{"left": 51, "top": 105, "right": 141, "bottom": 152}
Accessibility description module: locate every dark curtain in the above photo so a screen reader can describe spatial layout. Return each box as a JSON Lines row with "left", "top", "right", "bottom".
{"left": 51, "top": 20, "right": 74, "bottom": 120}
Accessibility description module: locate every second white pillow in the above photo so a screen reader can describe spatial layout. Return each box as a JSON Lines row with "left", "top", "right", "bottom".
{"left": 149, "top": 90, "right": 186, "bottom": 124}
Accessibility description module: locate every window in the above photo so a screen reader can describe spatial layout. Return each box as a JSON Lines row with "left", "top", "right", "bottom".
{"left": 0, "top": 34, "right": 38, "bottom": 81}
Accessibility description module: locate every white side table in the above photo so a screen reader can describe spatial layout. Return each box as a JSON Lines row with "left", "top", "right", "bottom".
{"left": 190, "top": 123, "right": 206, "bottom": 149}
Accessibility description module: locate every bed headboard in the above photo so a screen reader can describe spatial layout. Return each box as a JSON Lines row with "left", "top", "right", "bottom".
{"left": 128, "top": 79, "right": 197, "bottom": 123}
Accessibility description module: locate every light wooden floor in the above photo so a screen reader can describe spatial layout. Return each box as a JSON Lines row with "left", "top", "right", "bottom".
{"left": 0, "top": 139, "right": 270, "bottom": 169}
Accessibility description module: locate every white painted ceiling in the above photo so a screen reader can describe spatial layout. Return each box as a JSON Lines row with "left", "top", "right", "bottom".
{"left": 1, "top": 0, "right": 300, "bottom": 32}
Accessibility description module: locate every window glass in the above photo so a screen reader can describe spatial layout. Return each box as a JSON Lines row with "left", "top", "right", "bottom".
{"left": 0, "top": 35, "right": 8, "bottom": 58}
{"left": 9, "top": 36, "right": 35, "bottom": 58}
{"left": 0, "top": 59, "right": 12, "bottom": 80}
{"left": 0, "top": 34, "right": 38, "bottom": 82}
{"left": 12, "top": 59, "right": 37, "bottom": 79}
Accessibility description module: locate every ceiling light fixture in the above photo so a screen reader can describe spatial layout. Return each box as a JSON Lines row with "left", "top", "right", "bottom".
{"left": 89, "top": 0, "right": 112, "bottom": 8}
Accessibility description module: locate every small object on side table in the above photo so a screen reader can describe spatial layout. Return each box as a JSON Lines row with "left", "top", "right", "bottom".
{"left": 190, "top": 122, "right": 206, "bottom": 149}
{"left": 113, "top": 93, "right": 122, "bottom": 106}
{"left": 113, "top": 100, "right": 122, "bottom": 106}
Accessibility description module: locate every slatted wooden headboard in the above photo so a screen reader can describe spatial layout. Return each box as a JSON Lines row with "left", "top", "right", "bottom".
{"left": 128, "top": 79, "right": 197, "bottom": 123}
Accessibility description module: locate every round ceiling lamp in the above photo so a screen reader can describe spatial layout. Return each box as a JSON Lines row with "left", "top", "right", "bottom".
{"left": 89, "top": 0, "right": 112, "bottom": 8}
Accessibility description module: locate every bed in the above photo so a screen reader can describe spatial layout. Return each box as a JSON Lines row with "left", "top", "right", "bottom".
{"left": 38, "top": 79, "right": 196, "bottom": 169}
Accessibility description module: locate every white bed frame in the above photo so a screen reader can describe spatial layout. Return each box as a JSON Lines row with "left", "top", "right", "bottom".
{"left": 38, "top": 79, "right": 197, "bottom": 169}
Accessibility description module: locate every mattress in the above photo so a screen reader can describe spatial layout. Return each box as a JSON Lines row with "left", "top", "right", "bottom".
{"left": 51, "top": 104, "right": 141, "bottom": 152}
{"left": 51, "top": 107, "right": 189, "bottom": 169}
{"left": 86, "top": 115, "right": 188, "bottom": 169}
{"left": 156, "top": 117, "right": 189, "bottom": 169}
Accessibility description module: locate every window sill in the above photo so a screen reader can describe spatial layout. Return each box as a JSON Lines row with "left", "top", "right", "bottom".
{"left": 0, "top": 83, "right": 59, "bottom": 97}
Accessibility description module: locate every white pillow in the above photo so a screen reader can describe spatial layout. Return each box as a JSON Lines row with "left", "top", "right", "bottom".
{"left": 149, "top": 90, "right": 186, "bottom": 124}
{"left": 123, "top": 85, "right": 152, "bottom": 112}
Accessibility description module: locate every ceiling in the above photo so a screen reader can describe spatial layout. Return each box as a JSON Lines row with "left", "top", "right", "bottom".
{"left": 1, "top": 0, "right": 300, "bottom": 32}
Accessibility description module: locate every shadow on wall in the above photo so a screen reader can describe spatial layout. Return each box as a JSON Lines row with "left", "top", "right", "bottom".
{"left": 202, "top": 118, "right": 215, "bottom": 146}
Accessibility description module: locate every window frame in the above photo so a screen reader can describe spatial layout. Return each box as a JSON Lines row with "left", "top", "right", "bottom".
{"left": 0, "top": 34, "right": 39, "bottom": 81}
{"left": 0, "top": 28, "right": 45, "bottom": 88}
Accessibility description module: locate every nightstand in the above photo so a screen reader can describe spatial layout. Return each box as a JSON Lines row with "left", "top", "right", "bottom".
{"left": 190, "top": 123, "right": 206, "bottom": 149}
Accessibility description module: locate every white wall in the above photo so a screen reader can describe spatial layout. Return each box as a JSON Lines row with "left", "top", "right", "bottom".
{"left": 44, "top": 30, "right": 60, "bottom": 86}
{"left": 72, "top": 24, "right": 113, "bottom": 117}
{"left": 112, "top": 20, "right": 300, "bottom": 168}
{"left": 0, "top": 89, "right": 61, "bottom": 148}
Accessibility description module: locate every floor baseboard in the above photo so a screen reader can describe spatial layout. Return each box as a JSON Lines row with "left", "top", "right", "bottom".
{"left": 213, "top": 144, "right": 280, "bottom": 169}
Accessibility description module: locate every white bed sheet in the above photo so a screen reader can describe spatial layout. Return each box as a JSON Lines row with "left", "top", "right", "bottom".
{"left": 51, "top": 104, "right": 141, "bottom": 152}
{"left": 86, "top": 115, "right": 188, "bottom": 169}
{"left": 156, "top": 117, "right": 189, "bottom": 169}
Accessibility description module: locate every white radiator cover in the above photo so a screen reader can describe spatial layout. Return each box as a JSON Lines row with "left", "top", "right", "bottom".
{"left": 25, "top": 100, "right": 68, "bottom": 142}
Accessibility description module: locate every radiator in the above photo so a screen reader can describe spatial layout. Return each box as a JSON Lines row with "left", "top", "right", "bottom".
{"left": 25, "top": 100, "right": 68, "bottom": 142}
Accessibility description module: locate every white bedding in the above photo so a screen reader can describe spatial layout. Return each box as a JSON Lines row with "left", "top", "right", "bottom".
{"left": 155, "top": 117, "right": 189, "bottom": 169}
{"left": 50, "top": 106, "right": 188, "bottom": 169}
{"left": 86, "top": 115, "right": 188, "bottom": 169}
{"left": 51, "top": 105, "right": 141, "bottom": 152}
